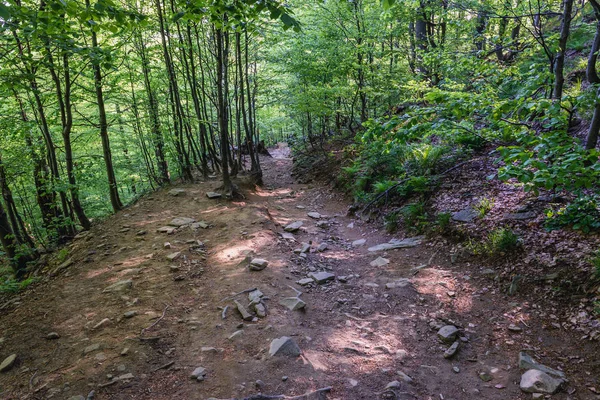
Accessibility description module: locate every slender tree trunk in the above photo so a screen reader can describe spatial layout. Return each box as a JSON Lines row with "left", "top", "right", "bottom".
{"left": 553, "top": 0, "right": 574, "bottom": 100}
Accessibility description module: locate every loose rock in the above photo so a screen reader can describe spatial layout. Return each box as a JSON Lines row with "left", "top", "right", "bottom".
{"left": 280, "top": 297, "right": 306, "bottom": 311}
{"left": 166, "top": 252, "right": 181, "bottom": 261}
{"left": 284, "top": 221, "right": 303, "bottom": 232}
{"left": 169, "top": 217, "right": 196, "bottom": 227}
{"left": 370, "top": 257, "right": 389, "bottom": 267}
{"left": 0, "top": 354, "right": 16, "bottom": 372}
{"left": 269, "top": 336, "right": 301, "bottom": 357}
{"left": 452, "top": 208, "right": 478, "bottom": 222}
{"left": 368, "top": 236, "right": 423, "bottom": 252}
{"left": 437, "top": 325, "right": 459, "bottom": 343}
{"left": 352, "top": 239, "right": 366, "bottom": 247}
{"left": 168, "top": 189, "right": 186, "bottom": 196}
{"left": 206, "top": 192, "right": 222, "bottom": 199}
{"left": 234, "top": 301, "right": 253, "bottom": 321}
{"left": 307, "top": 212, "right": 321, "bottom": 219}
{"left": 102, "top": 280, "right": 132, "bottom": 293}
{"left": 249, "top": 258, "right": 269, "bottom": 271}
{"left": 46, "top": 332, "right": 60, "bottom": 340}
{"left": 308, "top": 271, "right": 335, "bottom": 284}
{"left": 191, "top": 367, "right": 207, "bottom": 381}
{"left": 520, "top": 369, "right": 563, "bottom": 394}
{"left": 518, "top": 352, "right": 566, "bottom": 380}
{"left": 443, "top": 341, "right": 460, "bottom": 359}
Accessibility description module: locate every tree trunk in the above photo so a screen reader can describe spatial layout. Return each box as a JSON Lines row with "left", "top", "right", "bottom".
{"left": 553, "top": 0, "right": 574, "bottom": 100}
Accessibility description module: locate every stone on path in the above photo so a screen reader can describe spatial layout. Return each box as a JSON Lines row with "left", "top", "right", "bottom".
{"left": 206, "top": 192, "right": 222, "bottom": 199}
{"left": 280, "top": 297, "right": 306, "bottom": 311}
{"left": 452, "top": 208, "right": 478, "bottom": 222}
{"left": 317, "top": 243, "right": 328, "bottom": 252}
{"left": 93, "top": 318, "right": 110, "bottom": 330}
{"left": 228, "top": 330, "right": 243, "bottom": 340}
{"left": 248, "top": 289, "right": 264, "bottom": 303}
{"left": 370, "top": 257, "right": 389, "bottom": 267}
{"left": 84, "top": 343, "right": 101, "bottom": 354}
{"left": 191, "top": 367, "right": 207, "bottom": 381}
{"left": 249, "top": 258, "right": 268, "bottom": 271}
{"left": 284, "top": 221, "right": 303, "bottom": 232}
{"left": 168, "top": 189, "right": 186, "bottom": 197}
{"left": 234, "top": 300, "right": 253, "bottom": 321}
{"left": 166, "top": 252, "right": 181, "bottom": 261}
{"left": 157, "top": 226, "right": 176, "bottom": 234}
{"left": 280, "top": 232, "right": 296, "bottom": 241}
{"left": 269, "top": 336, "right": 301, "bottom": 357}
{"left": 191, "top": 221, "right": 209, "bottom": 230}
{"left": 252, "top": 302, "right": 267, "bottom": 318}
{"left": 352, "top": 239, "right": 366, "bottom": 247}
{"left": 437, "top": 325, "right": 459, "bottom": 343}
{"left": 518, "top": 352, "right": 566, "bottom": 380}
{"left": 520, "top": 369, "right": 563, "bottom": 394}
{"left": 102, "top": 280, "right": 132, "bottom": 293}
{"left": 308, "top": 271, "right": 335, "bottom": 284}
{"left": 67, "top": 396, "right": 85, "bottom": 400}
{"left": 46, "top": 332, "right": 60, "bottom": 340}
{"left": 386, "top": 279, "right": 411, "bottom": 289}
{"left": 443, "top": 341, "right": 460, "bottom": 359}
{"left": 169, "top": 217, "right": 196, "bottom": 227}
{"left": 123, "top": 311, "right": 137, "bottom": 318}
{"left": 0, "top": 354, "right": 16, "bottom": 372}
{"left": 397, "top": 371, "right": 413, "bottom": 383}
{"left": 307, "top": 212, "right": 321, "bottom": 219}
{"left": 296, "top": 278, "right": 314, "bottom": 286}
{"left": 368, "top": 236, "right": 424, "bottom": 252}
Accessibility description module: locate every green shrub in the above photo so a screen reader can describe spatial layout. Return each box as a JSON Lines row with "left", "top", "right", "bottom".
{"left": 435, "top": 212, "right": 452, "bottom": 232}
{"left": 401, "top": 202, "right": 429, "bottom": 234}
{"left": 384, "top": 211, "right": 400, "bottom": 233}
{"left": 475, "top": 197, "right": 494, "bottom": 217}
{"left": 545, "top": 195, "right": 600, "bottom": 233}
{"left": 471, "top": 227, "right": 520, "bottom": 257}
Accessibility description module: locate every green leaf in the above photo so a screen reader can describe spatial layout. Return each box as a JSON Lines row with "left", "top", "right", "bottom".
{"left": 0, "top": 4, "right": 10, "bottom": 19}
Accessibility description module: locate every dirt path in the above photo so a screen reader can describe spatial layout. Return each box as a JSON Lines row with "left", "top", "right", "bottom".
{"left": 0, "top": 145, "right": 598, "bottom": 399}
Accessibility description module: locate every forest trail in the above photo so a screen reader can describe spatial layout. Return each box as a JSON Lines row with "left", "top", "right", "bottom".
{"left": 0, "top": 145, "right": 593, "bottom": 400}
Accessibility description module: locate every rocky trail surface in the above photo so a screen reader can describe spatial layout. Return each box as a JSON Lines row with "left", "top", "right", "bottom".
{"left": 0, "top": 145, "right": 598, "bottom": 399}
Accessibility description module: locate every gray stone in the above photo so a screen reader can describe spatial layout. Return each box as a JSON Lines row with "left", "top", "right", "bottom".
{"left": 296, "top": 278, "right": 314, "bottom": 286}
{"left": 228, "top": 330, "right": 243, "bottom": 340}
{"left": 452, "top": 366, "right": 460, "bottom": 373}
{"left": 191, "top": 367, "right": 207, "bottom": 381}
{"left": 249, "top": 258, "right": 268, "bottom": 271}
{"left": 166, "top": 252, "right": 181, "bottom": 261}
{"left": 280, "top": 297, "right": 306, "bottom": 311}
{"left": 370, "top": 257, "right": 389, "bottom": 267}
{"left": 67, "top": 396, "right": 85, "bottom": 400}
{"left": 308, "top": 271, "right": 335, "bottom": 284}
{"left": 299, "top": 243, "right": 311, "bottom": 253}
{"left": 157, "top": 226, "right": 176, "bottom": 234}
{"left": 508, "top": 324, "right": 522, "bottom": 332}
{"left": 385, "top": 381, "right": 402, "bottom": 390}
{"left": 46, "top": 332, "right": 60, "bottom": 340}
{"left": 234, "top": 301, "right": 253, "bottom": 321}
{"left": 518, "top": 352, "right": 566, "bottom": 380}
{"left": 386, "top": 279, "right": 411, "bottom": 289}
{"left": 169, "top": 217, "right": 196, "bottom": 227}
{"left": 437, "top": 325, "right": 459, "bottom": 343}
{"left": 84, "top": 343, "right": 101, "bottom": 354}
{"left": 352, "top": 239, "right": 366, "bottom": 247}
{"left": 317, "top": 243, "right": 328, "bottom": 252}
{"left": 248, "top": 289, "right": 264, "bottom": 303}
{"left": 307, "top": 212, "right": 321, "bottom": 219}
{"left": 102, "top": 280, "right": 132, "bottom": 293}
{"left": 479, "top": 371, "right": 492, "bottom": 382}
{"left": 93, "top": 318, "right": 110, "bottom": 330}
{"left": 396, "top": 371, "right": 413, "bottom": 383}
{"left": 117, "top": 373, "right": 134, "bottom": 381}
{"left": 191, "top": 221, "right": 209, "bottom": 230}
{"left": 452, "top": 208, "right": 478, "bottom": 222}
{"left": 252, "top": 302, "right": 267, "bottom": 318}
{"left": 0, "top": 354, "right": 16, "bottom": 372}
{"left": 284, "top": 221, "right": 303, "bottom": 232}
{"left": 532, "top": 393, "right": 544, "bottom": 399}
{"left": 443, "top": 341, "right": 460, "bottom": 359}
{"left": 280, "top": 232, "right": 296, "bottom": 241}
{"left": 269, "top": 336, "right": 301, "bottom": 357}
{"left": 368, "top": 236, "right": 424, "bottom": 252}
{"left": 206, "top": 192, "right": 222, "bottom": 199}
{"left": 168, "top": 189, "right": 186, "bottom": 197}
{"left": 520, "top": 369, "right": 563, "bottom": 394}
{"left": 123, "top": 311, "right": 137, "bottom": 318}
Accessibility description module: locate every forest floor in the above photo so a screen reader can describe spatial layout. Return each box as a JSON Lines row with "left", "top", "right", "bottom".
{"left": 0, "top": 144, "right": 599, "bottom": 400}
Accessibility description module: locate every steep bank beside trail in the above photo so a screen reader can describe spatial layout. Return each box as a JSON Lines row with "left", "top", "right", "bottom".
{"left": 0, "top": 146, "right": 598, "bottom": 400}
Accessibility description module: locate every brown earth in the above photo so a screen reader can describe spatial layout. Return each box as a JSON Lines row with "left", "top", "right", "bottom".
{"left": 0, "top": 144, "right": 598, "bottom": 400}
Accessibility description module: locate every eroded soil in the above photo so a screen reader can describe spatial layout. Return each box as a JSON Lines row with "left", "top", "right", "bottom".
{"left": 0, "top": 145, "right": 599, "bottom": 400}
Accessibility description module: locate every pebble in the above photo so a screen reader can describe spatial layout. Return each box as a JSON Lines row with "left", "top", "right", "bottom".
{"left": 296, "top": 278, "right": 314, "bottom": 286}
{"left": 443, "top": 341, "right": 460, "bottom": 359}
{"left": 228, "top": 330, "right": 243, "bottom": 340}
{"left": 168, "top": 189, "right": 186, "bottom": 196}
{"left": 284, "top": 221, "right": 303, "bottom": 232}
{"left": 352, "top": 239, "right": 366, "bottom": 247}
{"left": 93, "top": 318, "right": 111, "bottom": 330}
{"left": 0, "top": 354, "right": 16, "bottom": 372}
{"left": 396, "top": 371, "right": 413, "bottom": 383}
{"left": 46, "top": 332, "right": 60, "bottom": 340}
{"left": 166, "top": 252, "right": 181, "bottom": 261}
{"left": 249, "top": 258, "right": 269, "bottom": 271}
{"left": 308, "top": 271, "right": 335, "bottom": 284}
{"left": 508, "top": 324, "right": 523, "bottom": 332}
{"left": 206, "top": 192, "right": 222, "bottom": 199}
{"left": 168, "top": 217, "right": 196, "bottom": 227}
{"left": 84, "top": 343, "right": 101, "bottom": 354}
{"left": 370, "top": 257, "right": 389, "bottom": 267}
{"left": 317, "top": 243, "right": 328, "bottom": 252}
{"left": 102, "top": 280, "right": 132, "bottom": 293}
{"left": 123, "top": 311, "right": 137, "bottom": 318}
{"left": 452, "top": 366, "right": 460, "bottom": 373}
{"left": 234, "top": 301, "right": 253, "bottom": 321}
{"left": 307, "top": 212, "right": 321, "bottom": 219}
{"left": 279, "top": 297, "right": 306, "bottom": 311}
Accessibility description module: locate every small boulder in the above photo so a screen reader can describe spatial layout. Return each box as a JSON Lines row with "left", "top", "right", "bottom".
{"left": 452, "top": 208, "right": 478, "bottom": 222}
{"left": 437, "top": 325, "right": 459, "bottom": 343}
{"left": 352, "top": 239, "right": 366, "bottom": 247}
{"left": 307, "top": 212, "right": 321, "bottom": 219}
{"left": 443, "top": 341, "right": 460, "bottom": 359}
{"left": 234, "top": 300, "right": 253, "bottom": 321}
{"left": 518, "top": 352, "right": 566, "bottom": 380}
{"left": 206, "top": 192, "right": 222, "bottom": 199}
{"left": 168, "top": 217, "right": 196, "bottom": 227}
{"left": 191, "top": 367, "right": 207, "bottom": 381}
{"left": 284, "top": 221, "right": 303, "bottom": 232}
{"left": 102, "top": 280, "right": 132, "bottom": 293}
{"left": 269, "top": 337, "right": 301, "bottom": 357}
{"left": 279, "top": 297, "right": 306, "bottom": 311}
{"left": 168, "top": 189, "right": 186, "bottom": 197}
{"left": 308, "top": 271, "right": 335, "bottom": 284}
{"left": 317, "top": 243, "right": 328, "bottom": 252}
{"left": 520, "top": 369, "right": 563, "bottom": 394}
{"left": 370, "top": 257, "right": 389, "bottom": 267}
{"left": 249, "top": 258, "right": 269, "bottom": 271}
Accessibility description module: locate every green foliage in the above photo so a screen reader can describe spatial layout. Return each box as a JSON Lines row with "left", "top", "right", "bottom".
{"left": 401, "top": 201, "right": 429, "bottom": 234}
{"left": 471, "top": 227, "right": 521, "bottom": 257}
{"left": 475, "top": 197, "right": 494, "bottom": 218}
{"left": 384, "top": 211, "right": 400, "bottom": 233}
{"left": 590, "top": 251, "right": 600, "bottom": 281}
{"left": 434, "top": 212, "right": 452, "bottom": 233}
{"left": 545, "top": 195, "right": 600, "bottom": 233}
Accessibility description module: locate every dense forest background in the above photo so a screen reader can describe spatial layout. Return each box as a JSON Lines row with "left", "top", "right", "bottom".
{"left": 1, "top": 0, "right": 600, "bottom": 292}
